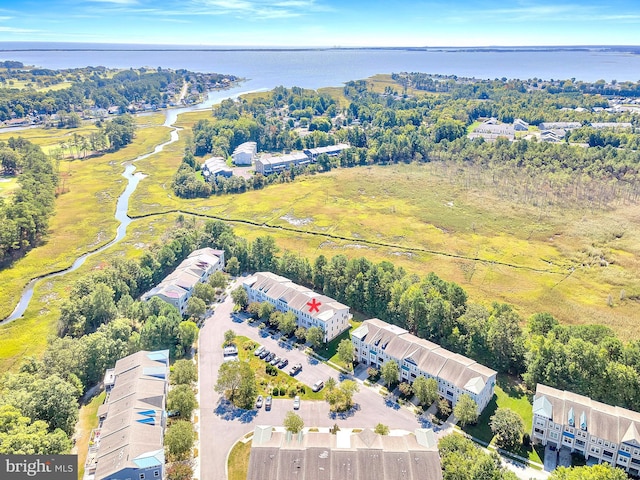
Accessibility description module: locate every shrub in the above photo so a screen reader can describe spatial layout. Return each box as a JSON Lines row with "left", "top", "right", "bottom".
{"left": 288, "top": 387, "right": 297, "bottom": 397}
{"left": 279, "top": 387, "right": 286, "bottom": 396}
{"left": 272, "top": 388, "right": 279, "bottom": 396}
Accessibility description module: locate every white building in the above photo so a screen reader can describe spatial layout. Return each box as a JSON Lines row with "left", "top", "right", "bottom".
{"left": 254, "top": 151, "right": 311, "bottom": 175}
{"left": 532, "top": 384, "right": 640, "bottom": 476}
{"left": 202, "top": 156, "right": 232, "bottom": 181}
{"left": 232, "top": 141, "right": 257, "bottom": 165}
{"left": 303, "top": 143, "right": 350, "bottom": 160}
{"left": 351, "top": 319, "right": 497, "bottom": 413}
{"left": 141, "top": 247, "right": 225, "bottom": 315}
{"left": 243, "top": 272, "right": 351, "bottom": 342}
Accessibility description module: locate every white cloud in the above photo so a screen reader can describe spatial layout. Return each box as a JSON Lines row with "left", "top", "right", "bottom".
{"left": 0, "top": 26, "right": 38, "bottom": 33}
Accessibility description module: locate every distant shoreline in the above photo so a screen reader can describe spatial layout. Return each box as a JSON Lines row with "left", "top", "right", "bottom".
{"left": 0, "top": 45, "right": 639, "bottom": 54}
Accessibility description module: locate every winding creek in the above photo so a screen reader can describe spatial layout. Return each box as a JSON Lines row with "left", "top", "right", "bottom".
{"left": 1, "top": 84, "right": 260, "bottom": 324}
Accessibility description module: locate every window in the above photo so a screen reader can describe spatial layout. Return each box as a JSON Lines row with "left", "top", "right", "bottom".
{"left": 154, "top": 472, "right": 160, "bottom": 478}
{"left": 140, "top": 475, "right": 145, "bottom": 480}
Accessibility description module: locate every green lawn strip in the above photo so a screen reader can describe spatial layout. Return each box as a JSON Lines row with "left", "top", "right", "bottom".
{"left": 461, "top": 374, "right": 541, "bottom": 464}
{"left": 227, "top": 438, "right": 252, "bottom": 480}
{"left": 76, "top": 391, "right": 106, "bottom": 479}
{"left": 236, "top": 336, "right": 324, "bottom": 400}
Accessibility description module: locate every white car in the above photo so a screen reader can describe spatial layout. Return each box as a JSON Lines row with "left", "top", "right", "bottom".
{"left": 254, "top": 345, "right": 265, "bottom": 356}
{"left": 255, "top": 395, "right": 263, "bottom": 408}
{"left": 312, "top": 380, "right": 324, "bottom": 392}
{"left": 293, "top": 395, "right": 300, "bottom": 410}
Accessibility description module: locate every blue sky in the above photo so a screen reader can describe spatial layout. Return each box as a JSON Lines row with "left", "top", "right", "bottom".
{"left": 1, "top": 0, "right": 640, "bottom": 47}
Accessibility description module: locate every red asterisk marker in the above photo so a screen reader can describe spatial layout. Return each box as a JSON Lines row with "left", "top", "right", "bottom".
{"left": 307, "top": 298, "right": 321, "bottom": 313}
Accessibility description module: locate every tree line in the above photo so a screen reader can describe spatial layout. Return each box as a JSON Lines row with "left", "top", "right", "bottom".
{"left": 0, "top": 138, "right": 57, "bottom": 266}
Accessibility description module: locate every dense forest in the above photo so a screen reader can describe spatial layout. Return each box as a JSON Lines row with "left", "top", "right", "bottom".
{"left": 0, "top": 138, "right": 57, "bottom": 266}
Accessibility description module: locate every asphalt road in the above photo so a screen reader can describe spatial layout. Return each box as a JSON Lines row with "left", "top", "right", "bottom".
{"left": 197, "top": 278, "right": 423, "bottom": 480}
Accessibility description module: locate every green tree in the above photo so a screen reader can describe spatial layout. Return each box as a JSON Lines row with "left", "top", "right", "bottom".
{"left": 337, "top": 339, "right": 355, "bottom": 370}
{"left": 193, "top": 282, "right": 216, "bottom": 304}
{"left": 283, "top": 411, "right": 304, "bottom": 434}
{"left": 186, "top": 296, "right": 206, "bottom": 319}
{"left": 225, "top": 256, "right": 240, "bottom": 276}
{"left": 453, "top": 394, "right": 479, "bottom": 426}
{"left": 528, "top": 312, "right": 559, "bottom": 336}
{"left": 439, "top": 433, "right": 517, "bottom": 480}
{"left": 208, "top": 271, "right": 228, "bottom": 289}
{"left": 277, "top": 311, "right": 297, "bottom": 336}
{"left": 164, "top": 420, "right": 195, "bottom": 461}
{"left": 306, "top": 326, "right": 325, "bottom": 348}
{"left": 438, "top": 398, "right": 452, "bottom": 418}
{"left": 0, "top": 405, "right": 71, "bottom": 454}
{"left": 374, "top": 423, "right": 390, "bottom": 435}
{"left": 224, "top": 329, "right": 236, "bottom": 346}
{"left": 177, "top": 321, "right": 199, "bottom": 357}
{"left": 171, "top": 360, "right": 198, "bottom": 385}
{"left": 167, "top": 384, "right": 198, "bottom": 419}
{"left": 549, "top": 464, "right": 628, "bottom": 480}
{"left": 490, "top": 408, "right": 524, "bottom": 448}
{"left": 259, "top": 301, "right": 275, "bottom": 320}
{"left": 214, "top": 360, "right": 257, "bottom": 409}
{"left": 231, "top": 286, "right": 249, "bottom": 309}
{"left": 381, "top": 360, "right": 399, "bottom": 387}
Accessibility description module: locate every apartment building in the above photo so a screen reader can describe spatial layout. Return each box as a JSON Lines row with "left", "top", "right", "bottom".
{"left": 243, "top": 272, "right": 351, "bottom": 342}
{"left": 351, "top": 318, "right": 496, "bottom": 413}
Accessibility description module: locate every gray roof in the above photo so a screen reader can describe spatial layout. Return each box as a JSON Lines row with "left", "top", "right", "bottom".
{"left": 244, "top": 272, "right": 349, "bottom": 322}
{"left": 247, "top": 428, "right": 442, "bottom": 480}
{"left": 93, "top": 351, "right": 169, "bottom": 480}
{"left": 355, "top": 319, "right": 496, "bottom": 394}
{"left": 534, "top": 384, "right": 640, "bottom": 447}
{"left": 539, "top": 122, "right": 581, "bottom": 129}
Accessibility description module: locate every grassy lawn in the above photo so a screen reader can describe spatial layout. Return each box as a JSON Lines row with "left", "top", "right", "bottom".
{"left": 227, "top": 438, "right": 252, "bottom": 480}
{"left": 76, "top": 391, "right": 106, "bottom": 479}
{"left": 322, "top": 319, "right": 362, "bottom": 370}
{"left": 236, "top": 336, "right": 324, "bottom": 400}
{"left": 462, "top": 374, "right": 541, "bottom": 464}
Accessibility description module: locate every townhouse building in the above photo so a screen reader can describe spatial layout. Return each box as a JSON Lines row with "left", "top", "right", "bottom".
{"left": 85, "top": 350, "right": 169, "bottom": 480}
{"left": 243, "top": 272, "right": 351, "bottom": 342}
{"left": 351, "top": 319, "right": 496, "bottom": 413}
{"left": 232, "top": 141, "right": 257, "bottom": 165}
{"left": 532, "top": 384, "right": 640, "bottom": 476}
{"left": 141, "top": 247, "right": 225, "bottom": 315}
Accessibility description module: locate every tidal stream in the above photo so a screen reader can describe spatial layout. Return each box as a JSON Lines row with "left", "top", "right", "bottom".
{"left": 1, "top": 84, "right": 259, "bottom": 324}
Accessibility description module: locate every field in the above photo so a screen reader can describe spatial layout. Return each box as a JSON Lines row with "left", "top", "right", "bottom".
{"left": 0, "top": 176, "right": 19, "bottom": 198}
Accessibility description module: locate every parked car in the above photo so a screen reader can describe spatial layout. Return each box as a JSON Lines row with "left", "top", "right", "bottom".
{"left": 254, "top": 345, "right": 265, "bottom": 356}
{"left": 265, "top": 395, "right": 272, "bottom": 410}
{"left": 289, "top": 363, "right": 302, "bottom": 376}
{"left": 265, "top": 352, "right": 275, "bottom": 363}
{"left": 270, "top": 355, "right": 281, "bottom": 366}
{"left": 255, "top": 395, "right": 263, "bottom": 408}
{"left": 259, "top": 349, "right": 270, "bottom": 359}
{"left": 277, "top": 358, "right": 289, "bottom": 369}
{"left": 293, "top": 395, "right": 300, "bottom": 410}
{"left": 312, "top": 380, "right": 324, "bottom": 392}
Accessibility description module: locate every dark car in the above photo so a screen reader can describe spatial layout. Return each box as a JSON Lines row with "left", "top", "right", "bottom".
{"left": 265, "top": 352, "right": 275, "bottom": 363}
{"left": 259, "top": 349, "right": 270, "bottom": 359}
{"left": 289, "top": 363, "right": 302, "bottom": 376}
{"left": 277, "top": 358, "right": 289, "bottom": 369}
{"left": 265, "top": 395, "right": 272, "bottom": 410}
